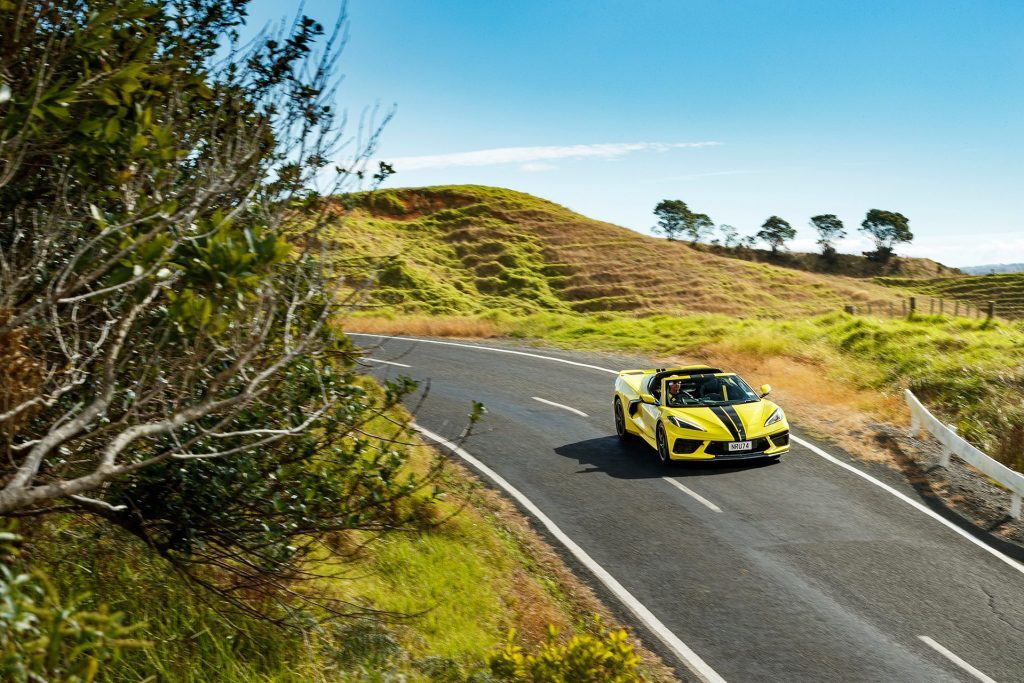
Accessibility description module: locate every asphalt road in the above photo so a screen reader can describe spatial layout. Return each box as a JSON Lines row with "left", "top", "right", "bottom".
{"left": 353, "top": 334, "right": 1024, "bottom": 683}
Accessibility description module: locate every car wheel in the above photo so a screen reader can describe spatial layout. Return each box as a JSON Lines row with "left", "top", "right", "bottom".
{"left": 614, "top": 397, "right": 630, "bottom": 441}
{"left": 656, "top": 423, "right": 671, "bottom": 465}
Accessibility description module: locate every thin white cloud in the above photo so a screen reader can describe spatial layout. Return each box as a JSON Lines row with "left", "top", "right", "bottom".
{"left": 520, "top": 162, "right": 557, "bottom": 172}
{"left": 665, "top": 169, "right": 758, "bottom": 181}
{"left": 383, "top": 141, "right": 720, "bottom": 172}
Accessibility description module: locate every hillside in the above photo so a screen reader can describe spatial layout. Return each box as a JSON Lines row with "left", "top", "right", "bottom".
{"left": 877, "top": 272, "right": 1024, "bottom": 319}
{"left": 960, "top": 263, "right": 1024, "bottom": 275}
{"left": 691, "top": 243, "right": 960, "bottom": 279}
{"left": 324, "top": 185, "right": 905, "bottom": 318}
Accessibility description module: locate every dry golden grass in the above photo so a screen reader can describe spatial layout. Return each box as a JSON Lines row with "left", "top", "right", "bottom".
{"left": 341, "top": 315, "right": 505, "bottom": 338}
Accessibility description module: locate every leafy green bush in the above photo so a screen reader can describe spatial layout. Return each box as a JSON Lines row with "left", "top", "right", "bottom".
{"left": 489, "top": 619, "right": 641, "bottom": 683}
{"left": 0, "top": 524, "right": 149, "bottom": 682}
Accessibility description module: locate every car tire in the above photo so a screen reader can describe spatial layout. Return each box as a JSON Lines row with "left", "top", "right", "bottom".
{"left": 656, "top": 423, "right": 672, "bottom": 465}
{"left": 614, "top": 397, "right": 631, "bottom": 441}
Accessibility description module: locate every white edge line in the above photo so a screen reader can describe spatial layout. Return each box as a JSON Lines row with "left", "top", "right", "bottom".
{"left": 414, "top": 423, "right": 726, "bottom": 683}
{"left": 351, "top": 335, "right": 1024, "bottom": 576}
{"left": 363, "top": 357, "right": 412, "bottom": 368}
{"left": 792, "top": 436, "right": 1024, "bottom": 576}
{"left": 918, "top": 636, "right": 998, "bottom": 683}
{"left": 663, "top": 477, "right": 722, "bottom": 513}
{"left": 532, "top": 396, "right": 589, "bottom": 417}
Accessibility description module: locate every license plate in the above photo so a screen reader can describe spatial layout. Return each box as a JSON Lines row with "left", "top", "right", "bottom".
{"left": 728, "top": 441, "right": 753, "bottom": 452}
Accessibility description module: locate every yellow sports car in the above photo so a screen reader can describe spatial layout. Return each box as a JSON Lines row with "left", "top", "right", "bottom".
{"left": 613, "top": 365, "right": 790, "bottom": 463}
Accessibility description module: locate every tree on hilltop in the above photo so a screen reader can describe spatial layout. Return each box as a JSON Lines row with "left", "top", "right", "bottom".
{"left": 756, "top": 216, "right": 796, "bottom": 254}
{"left": 653, "top": 199, "right": 714, "bottom": 244}
{"left": 810, "top": 214, "right": 846, "bottom": 259}
{"left": 860, "top": 209, "right": 912, "bottom": 262}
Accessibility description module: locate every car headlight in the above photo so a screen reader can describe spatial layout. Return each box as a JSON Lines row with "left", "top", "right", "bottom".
{"left": 667, "top": 416, "right": 706, "bottom": 431}
{"left": 764, "top": 407, "right": 784, "bottom": 427}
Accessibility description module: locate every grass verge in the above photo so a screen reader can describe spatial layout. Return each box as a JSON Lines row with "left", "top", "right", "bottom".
{"left": 20, "top": 378, "right": 671, "bottom": 681}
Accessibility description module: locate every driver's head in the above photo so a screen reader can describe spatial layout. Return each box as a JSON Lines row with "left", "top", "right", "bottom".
{"left": 668, "top": 380, "right": 682, "bottom": 394}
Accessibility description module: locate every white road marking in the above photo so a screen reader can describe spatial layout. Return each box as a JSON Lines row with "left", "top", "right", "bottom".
{"left": 532, "top": 396, "right": 589, "bottom": 417}
{"left": 663, "top": 477, "right": 722, "bottom": 513}
{"left": 363, "top": 357, "right": 411, "bottom": 368}
{"left": 918, "top": 636, "right": 997, "bottom": 683}
{"left": 791, "top": 436, "right": 1024, "bottom": 576}
{"left": 414, "top": 424, "right": 727, "bottom": 683}
{"left": 347, "top": 333, "right": 618, "bottom": 374}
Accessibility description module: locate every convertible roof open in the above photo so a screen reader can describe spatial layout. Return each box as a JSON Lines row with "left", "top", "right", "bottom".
{"left": 648, "top": 366, "right": 723, "bottom": 394}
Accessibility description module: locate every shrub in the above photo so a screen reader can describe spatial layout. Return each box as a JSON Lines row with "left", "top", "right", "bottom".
{"left": 489, "top": 618, "right": 641, "bottom": 682}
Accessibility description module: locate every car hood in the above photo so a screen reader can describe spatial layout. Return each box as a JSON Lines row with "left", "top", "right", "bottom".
{"left": 666, "top": 400, "right": 782, "bottom": 440}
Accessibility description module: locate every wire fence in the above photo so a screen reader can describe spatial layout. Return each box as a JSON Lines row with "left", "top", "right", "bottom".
{"left": 844, "top": 298, "right": 1006, "bottom": 321}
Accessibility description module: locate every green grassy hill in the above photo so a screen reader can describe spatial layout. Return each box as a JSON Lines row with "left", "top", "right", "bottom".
{"left": 323, "top": 185, "right": 906, "bottom": 318}
{"left": 877, "top": 273, "right": 1024, "bottom": 319}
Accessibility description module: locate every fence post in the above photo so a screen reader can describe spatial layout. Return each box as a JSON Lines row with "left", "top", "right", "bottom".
{"left": 867, "top": 303, "right": 873, "bottom": 315}
{"left": 889, "top": 302, "right": 894, "bottom": 317}
{"left": 939, "top": 299, "right": 944, "bottom": 315}
{"left": 954, "top": 300, "right": 960, "bottom": 317}
{"left": 939, "top": 425, "right": 956, "bottom": 467}
{"left": 908, "top": 297, "right": 916, "bottom": 315}
{"left": 929, "top": 299, "right": 935, "bottom": 314}
{"left": 987, "top": 301, "right": 995, "bottom": 321}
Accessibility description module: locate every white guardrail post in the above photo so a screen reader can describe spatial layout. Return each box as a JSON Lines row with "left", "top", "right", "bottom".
{"left": 905, "top": 389, "right": 1024, "bottom": 520}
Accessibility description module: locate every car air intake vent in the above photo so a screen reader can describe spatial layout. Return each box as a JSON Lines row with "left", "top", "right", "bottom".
{"left": 705, "top": 438, "right": 770, "bottom": 455}
{"left": 770, "top": 431, "right": 790, "bottom": 447}
{"left": 672, "top": 438, "right": 704, "bottom": 454}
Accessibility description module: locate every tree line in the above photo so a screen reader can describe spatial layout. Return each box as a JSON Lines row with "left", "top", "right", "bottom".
{"left": 653, "top": 199, "right": 914, "bottom": 262}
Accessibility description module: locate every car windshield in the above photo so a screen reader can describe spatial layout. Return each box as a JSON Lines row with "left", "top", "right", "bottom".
{"left": 664, "top": 374, "right": 759, "bottom": 407}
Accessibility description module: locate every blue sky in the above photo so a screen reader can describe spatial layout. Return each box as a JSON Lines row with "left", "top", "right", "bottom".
{"left": 248, "top": 1, "right": 1024, "bottom": 266}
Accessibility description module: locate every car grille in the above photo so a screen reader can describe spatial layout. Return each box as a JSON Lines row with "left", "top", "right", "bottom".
{"left": 770, "top": 431, "right": 790, "bottom": 447}
{"left": 705, "top": 437, "right": 771, "bottom": 455}
{"left": 672, "top": 438, "right": 704, "bottom": 454}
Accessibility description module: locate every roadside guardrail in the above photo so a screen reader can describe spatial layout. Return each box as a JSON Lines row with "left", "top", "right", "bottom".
{"left": 906, "top": 389, "right": 1024, "bottom": 520}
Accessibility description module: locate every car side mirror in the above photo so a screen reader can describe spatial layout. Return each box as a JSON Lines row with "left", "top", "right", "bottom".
{"left": 759, "top": 384, "right": 772, "bottom": 398}
{"left": 639, "top": 392, "right": 659, "bottom": 405}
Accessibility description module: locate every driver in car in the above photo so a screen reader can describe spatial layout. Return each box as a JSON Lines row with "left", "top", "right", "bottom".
{"left": 666, "top": 380, "right": 686, "bottom": 406}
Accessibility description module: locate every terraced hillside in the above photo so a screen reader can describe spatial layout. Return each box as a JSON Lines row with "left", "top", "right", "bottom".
{"left": 878, "top": 273, "right": 1024, "bottom": 319}
{"left": 323, "top": 185, "right": 905, "bottom": 318}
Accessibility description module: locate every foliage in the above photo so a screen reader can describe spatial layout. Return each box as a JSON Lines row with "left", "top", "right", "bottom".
{"left": 810, "top": 214, "right": 846, "bottom": 259}
{"left": 0, "top": 523, "right": 149, "bottom": 682}
{"left": 489, "top": 619, "right": 641, "bottom": 683}
{"left": 860, "top": 209, "right": 912, "bottom": 261}
{"left": 0, "top": 0, "right": 429, "bottom": 624}
{"left": 756, "top": 215, "right": 796, "bottom": 253}
{"left": 652, "top": 199, "right": 713, "bottom": 244}
{"left": 717, "top": 224, "right": 740, "bottom": 248}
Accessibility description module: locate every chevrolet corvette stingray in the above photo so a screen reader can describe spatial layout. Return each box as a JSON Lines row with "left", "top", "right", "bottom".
{"left": 613, "top": 365, "right": 790, "bottom": 463}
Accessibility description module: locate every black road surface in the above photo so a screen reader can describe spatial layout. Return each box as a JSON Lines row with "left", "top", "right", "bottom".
{"left": 354, "top": 334, "right": 1024, "bottom": 683}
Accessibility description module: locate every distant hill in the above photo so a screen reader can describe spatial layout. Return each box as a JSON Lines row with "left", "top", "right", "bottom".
{"left": 959, "top": 263, "right": 1024, "bottom": 275}
{"left": 322, "top": 185, "right": 905, "bottom": 318}
{"left": 691, "top": 243, "right": 960, "bottom": 279}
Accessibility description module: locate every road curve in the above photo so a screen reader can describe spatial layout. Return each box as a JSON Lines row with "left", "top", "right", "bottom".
{"left": 353, "top": 334, "right": 1024, "bottom": 683}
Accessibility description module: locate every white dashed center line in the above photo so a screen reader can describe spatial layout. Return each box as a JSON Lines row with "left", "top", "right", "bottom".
{"left": 663, "top": 477, "right": 722, "bottom": 513}
{"left": 918, "top": 636, "right": 997, "bottom": 682}
{"left": 363, "top": 358, "right": 411, "bottom": 368}
{"left": 531, "top": 396, "right": 589, "bottom": 417}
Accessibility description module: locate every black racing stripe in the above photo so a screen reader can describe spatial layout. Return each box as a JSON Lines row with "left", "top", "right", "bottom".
{"left": 722, "top": 405, "right": 746, "bottom": 440}
{"left": 709, "top": 406, "right": 741, "bottom": 440}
